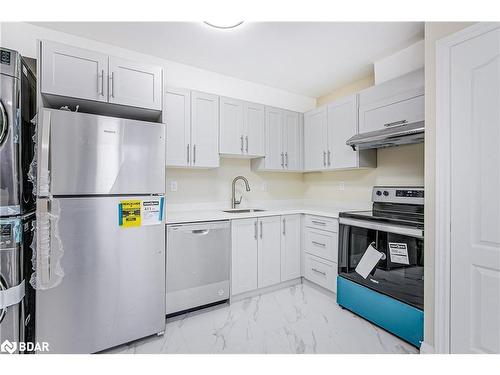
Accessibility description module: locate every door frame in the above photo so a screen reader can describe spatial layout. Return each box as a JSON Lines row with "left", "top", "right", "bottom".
{"left": 434, "top": 22, "right": 499, "bottom": 354}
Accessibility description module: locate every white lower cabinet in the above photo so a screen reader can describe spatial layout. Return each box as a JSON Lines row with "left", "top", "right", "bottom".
{"left": 304, "top": 254, "right": 337, "bottom": 292}
{"left": 231, "top": 218, "right": 258, "bottom": 295}
{"left": 257, "top": 216, "right": 282, "bottom": 288}
{"left": 280, "top": 214, "right": 301, "bottom": 281}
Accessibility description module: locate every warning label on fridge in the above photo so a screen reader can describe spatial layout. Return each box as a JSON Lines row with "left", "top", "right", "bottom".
{"left": 119, "top": 200, "right": 142, "bottom": 228}
{"left": 388, "top": 242, "right": 409, "bottom": 265}
{"left": 119, "top": 197, "right": 164, "bottom": 228}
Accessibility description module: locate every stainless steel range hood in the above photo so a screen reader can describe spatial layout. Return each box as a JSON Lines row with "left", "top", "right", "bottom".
{"left": 346, "top": 120, "right": 424, "bottom": 151}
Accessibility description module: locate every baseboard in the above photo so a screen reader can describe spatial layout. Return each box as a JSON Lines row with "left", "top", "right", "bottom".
{"left": 419, "top": 342, "right": 435, "bottom": 354}
{"left": 302, "top": 278, "right": 337, "bottom": 298}
{"left": 230, "top": 277, "right": 302, "bottom": 303}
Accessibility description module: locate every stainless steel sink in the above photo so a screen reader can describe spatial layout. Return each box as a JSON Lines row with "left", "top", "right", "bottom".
{"left": 222, "top": 208, "right": 266, "bottom": 213}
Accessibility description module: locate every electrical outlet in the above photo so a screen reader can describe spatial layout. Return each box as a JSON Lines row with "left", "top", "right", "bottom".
{"left": 261, "top": 182, "right": 268, "bottom": 192}
{"left": 339, "top": 181, "right": 345, "bottom": 191}
{"left": 170, "top": 181, "right": 178, "bottom": 192}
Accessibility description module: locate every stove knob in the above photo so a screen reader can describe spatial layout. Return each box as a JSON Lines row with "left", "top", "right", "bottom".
{"left": 376, "top": 190, "right": 382, "bottom": 196}
{"left": 383, "top": 191, "right": 389, "bottom": 196}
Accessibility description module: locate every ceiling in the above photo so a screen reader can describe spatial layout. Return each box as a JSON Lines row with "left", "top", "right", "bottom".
{"left": 31, "top": 22, "right": 424, "bottom": 98}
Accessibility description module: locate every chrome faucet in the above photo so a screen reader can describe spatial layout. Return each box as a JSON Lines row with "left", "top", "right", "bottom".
{"left": 231, "top": 176, "right": 251, "bottom": 209}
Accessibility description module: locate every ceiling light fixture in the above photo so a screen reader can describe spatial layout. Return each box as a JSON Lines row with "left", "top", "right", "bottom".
{"left": 203, "top": 21, "right": 244, "bottom": 30}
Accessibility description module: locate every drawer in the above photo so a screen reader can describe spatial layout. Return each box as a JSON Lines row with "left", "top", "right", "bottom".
{"left": 304, "top": 254, "right": 337, "bottom": 292}
{"left": 304, "top": 228, "right": 338, "bottom": 262}
{"left": 304, "top": 215, "right": 338, "bottom": 233}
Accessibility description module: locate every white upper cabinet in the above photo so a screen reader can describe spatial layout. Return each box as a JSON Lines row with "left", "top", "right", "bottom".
{"left": 257, "top": 216, "right": 282, "bottom": 288}
{"left": 358, "top": 68, "right": 424, "bottom": 133}
{"left": 264, "top": 107, "right": 284, "bottom": 169}
{"left": 41, "top": 40, "right": 108, "bottom": 102}
{"left": 219, "top": 97, "right": 245, "bottom": 156}
{"left": 280, "top": 214, "right": 301, "bottom": 282}
{"left": 40, "top": 40, "right": 163, "bottom": 111}
{"left": 244, "top": 102, "right": 265, "bottom": 157}
{"left": 191, "top": 91, "right": 220, "bottom": 168}
{"left": 304, "top": 106, "right": 328, "bottom": 170}
{"left": 108, "top": 57, "right": 162, "bottom": 110}
{"left": 282, "top": 110, "right": 302, "bottom": 171}
{"left": 165, "top": 88, "right": 191, "bottom": 167}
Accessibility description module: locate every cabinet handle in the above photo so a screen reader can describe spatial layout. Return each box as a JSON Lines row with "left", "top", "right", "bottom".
{"left": 260, "top": 221, "right": 263, "bottom": 239}
{"left": 240, "top": 135, "right": 244, "bottom": 153}
{"left": 384, "top": 119, "right": 407, "bottom": 127}
{"left": 323, "top": 151, "right": 326, "bottom": 167}
{"left": 187, "top": 144, "right": 190, "bottom": 164}
{"left": 281, "top": 152, "right": 284, "bottom": 168}
{"left": 99, "top": 69, "right": 104, "bottom": 96}
{"left": 283, "top": 218, "right": 286, "bottom": 235}
{"left": 254, "top": 220, "right": 258, "bottom": 240}
{"left": 285, "top": 152, "right": 289, "bottom": 168}
{"left": 110, "top": 71, "right": 115, "bottom": 98}
{"left": 311, "top": 220, "right": 326, "bottom": 226}
{"left": 312, "top": 268, "right": 327, "bottom": 276}
{"left": 193, "top": 144, "right": 196, "bottom": 165}
{"left": 245, "top": 136, "right": 248, "bottom": 153}
{"left": 327, "top": 150, "right": 331, "bottom": 167}
{"left": 312, "top": 241, "right": 326, "bottom": 247}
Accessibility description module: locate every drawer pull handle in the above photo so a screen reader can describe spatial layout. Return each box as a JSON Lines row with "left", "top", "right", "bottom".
{"left": 384, "top": 119, "right": 407, "bottom": 128}
{"left": 312, "top": 241, "right": 326, "bottom": 247}
{"left": 311, "top": 268, "right": 327, "bottom": 276}
{"left": 311, "top": 220, "right": 326, "bottom": 226}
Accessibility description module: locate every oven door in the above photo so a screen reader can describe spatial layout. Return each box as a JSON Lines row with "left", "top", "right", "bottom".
{"left": 338, "top": 218, "right": 424, "bottom": 310}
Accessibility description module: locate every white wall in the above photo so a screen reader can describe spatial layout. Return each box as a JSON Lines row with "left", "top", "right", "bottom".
{"left": 0, "top": 22, "right": 316, "bottom": 112}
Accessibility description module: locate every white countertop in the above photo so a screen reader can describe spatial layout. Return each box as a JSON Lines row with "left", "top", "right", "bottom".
{"left": 165, "top": 201, "right": 370, "bottom": 224}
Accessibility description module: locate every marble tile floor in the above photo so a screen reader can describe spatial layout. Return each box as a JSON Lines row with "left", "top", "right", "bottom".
{"left": 105, "top": 282, "right": 419, "bottom": 354}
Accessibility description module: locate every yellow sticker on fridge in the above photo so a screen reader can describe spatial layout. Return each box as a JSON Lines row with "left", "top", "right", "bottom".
{"left": 119, "top": 200, "right": 142, "bottom": 227}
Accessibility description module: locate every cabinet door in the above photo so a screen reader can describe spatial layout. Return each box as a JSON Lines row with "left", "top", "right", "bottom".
{"left": 108, "top": 57, "right": 163, "bottom": 110}
{"left": 165, "top": 88, "right": 191, "bottom": 167}
{"left": 304, "top": 107, "right": 328, "bottom": 170}
{"left": 244, "top": 102, "right": 265, "bottom": 157}
{"left": 327, "top": 94, "right": 358, "bottom": 169}
{"left": 41, "top": 40, "right": 108, "bottom": 102}
{"left": 264, "top": 107, "right": 284, "bottom": 169}
{"left": 191, "top": 91, "right": 220, "bottom": 168}
{"left": 219, "top": 97, "right": 244, "bottom": 155}
{"left": 281, "top": 215, "right": 301, "bottom": 281}
{"left": 257, "top": 216, "right": 282, "bottom": 288}
{"left": 231, "top": 219, "right": 258, "bottom": 295}
{"left": 283, "top": 110, "right": 302, "bottom": 170}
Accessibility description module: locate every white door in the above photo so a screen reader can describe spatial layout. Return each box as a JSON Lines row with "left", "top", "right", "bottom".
{"left": 283, "top": 111, "right": 302, "bottom": 170}
{"left": 264, "top": 107, "right": 284, "bottom": 169}
{"left": 280, "top": 215, "right": 301, "bottom": 281}
{"left": 257, "top": 216, "right": 281, "bottom": 288}
{"left": 304, "top": 106, "right": 328, "bottom": 170}
{"left": 191, "top": 91, "right": 220, "bottom": 168}
{"left": 41, "top": 40, "right": 108, "bottom": 102}
{"left": 449, "top": 25, "right": 500, "bottom": 353}
{"left": 108, "top": 57, "right": 163, "bottom": 110}
{"left": 165, "top": 88, "right": 191, "bottom": 167}
{"left": 327, "top": 94, "right": 358, "bottom": 169}
{"left": 231, "top": 219, "right": 258, "bottom": 295}
{"left": 244, "top": 102, "right": 265, "bottom": 157}
{"left": 219, "top": 97, "right": 244, "bottom": 155}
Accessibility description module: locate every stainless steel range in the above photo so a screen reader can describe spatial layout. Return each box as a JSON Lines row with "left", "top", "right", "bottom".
{"left": 337, "top": 186, "right": 424, "bottom": 347}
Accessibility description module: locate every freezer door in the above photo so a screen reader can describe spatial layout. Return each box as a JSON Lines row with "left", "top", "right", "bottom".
{"left": 41, "top": 109, "right": 165, "bottom": 196}
{"left": 35, "top": 196, "right": 165, "bottom": 354}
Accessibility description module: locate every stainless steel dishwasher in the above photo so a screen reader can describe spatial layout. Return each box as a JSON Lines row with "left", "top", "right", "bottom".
{"left": 166, "top": 221, "right": 230, "bottom": 315}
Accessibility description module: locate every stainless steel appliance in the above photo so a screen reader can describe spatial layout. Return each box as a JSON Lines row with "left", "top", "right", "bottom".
{"left": 166, "top": 221, "right": 230, "bottom": 315}
{"left": 346, "top": 120, "right": 424, "bottom": 151}
{"left": 35, "top": 109, "right": 166, "bottom": 353}
{"left": 337, "top": 186, "right": 424, "bottom": 347}
{"left": 1, "top": 48, "right": 37, "bottom": 217}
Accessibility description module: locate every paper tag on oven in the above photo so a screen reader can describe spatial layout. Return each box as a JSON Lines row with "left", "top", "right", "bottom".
{"left": 388, "top": 242, "right": 409, "bottom": 264}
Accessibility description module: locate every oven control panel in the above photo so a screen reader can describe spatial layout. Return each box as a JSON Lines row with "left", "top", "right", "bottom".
{"left": 372, "top": 186, "right": 424, "bottom": 204}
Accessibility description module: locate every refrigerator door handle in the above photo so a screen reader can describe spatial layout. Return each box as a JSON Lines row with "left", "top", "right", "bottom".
{"left": 36, "top": 198, "right": 52, "bottom": 286}
{"left": 38, "top": 110, "right": 52, "bottom": 197}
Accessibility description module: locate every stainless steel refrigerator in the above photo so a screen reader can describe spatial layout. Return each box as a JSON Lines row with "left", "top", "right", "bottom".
{"left": 35, "top": 109, "right": 166, "bottom": 354}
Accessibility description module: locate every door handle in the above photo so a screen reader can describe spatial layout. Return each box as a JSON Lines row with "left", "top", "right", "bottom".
{"left": 260, "top": 221, "right": 263, "bottom": 239}
{"left": 384, "top": 119, "right": 407, "bottom": 127}
{"left": 254, "top": 220, "right": 258, "bottom": 240}
{"left": 38, "top": 110, "right": 51, "bottom": 197}
{"left": 240, "top": 135, "right": 244, "bottom": 153}
{"left": 311, "top": 268, "right": 327, "bottom": 276}
{"left": 245, "top": 136, "right": 248, "bottom": 153}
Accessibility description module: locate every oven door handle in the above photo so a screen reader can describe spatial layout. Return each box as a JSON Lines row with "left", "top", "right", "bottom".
{"left": 339, "top": 217, "right": 424, "bottom": 238}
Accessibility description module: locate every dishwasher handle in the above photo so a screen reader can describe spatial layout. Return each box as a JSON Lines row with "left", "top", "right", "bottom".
{"left": 191, "top": 229, "right": 210, "bottom": 235}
